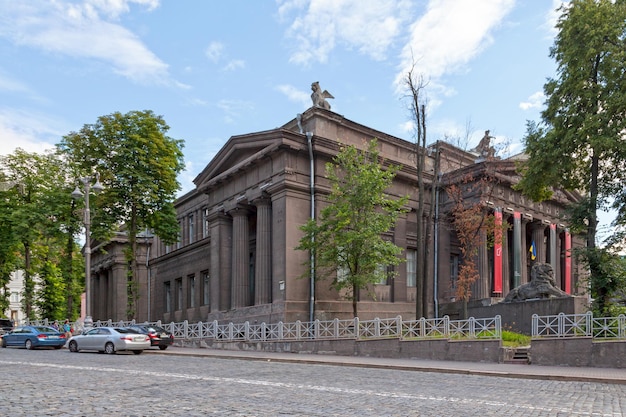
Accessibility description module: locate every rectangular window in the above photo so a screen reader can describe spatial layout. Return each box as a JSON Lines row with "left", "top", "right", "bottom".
{"left": 176, "top": 221, "right": 182, "bottom": 249}
{"left": 202, "top": 208, "right": 209, "bottom": 239}
{"left": 202, "top": 271, "right": 210, "bottom": 306}
{"left": 375, "top": 264, "right": 388, "bottom": 285}
{"left": 175, "top": 278, "right": 183, "bottom": 310}
{"left": 406, "top": 249, "right": 416, "bottom": 287}
{"left": 10, "top": 291, "right": 19, "bottom": 303}
{"left": 188, "top": 274, "right": 196, "bottom": 308}
{"left": 188, "top": 214, "right": 194, "bottom": 244}
{"left": 450, "top": 254, "right": 460, "bottom": 291}
{"left": 165, "top": 282, "right": 171, "bottom": 313}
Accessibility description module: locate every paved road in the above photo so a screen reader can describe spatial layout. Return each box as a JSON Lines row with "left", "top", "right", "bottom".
{"left": 1, "top": 347, "right": 625, "bottom": 416}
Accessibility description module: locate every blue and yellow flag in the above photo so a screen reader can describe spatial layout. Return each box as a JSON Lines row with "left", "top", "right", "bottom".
{"left": 529, "top": 240, "right": 537, "bottom": 260}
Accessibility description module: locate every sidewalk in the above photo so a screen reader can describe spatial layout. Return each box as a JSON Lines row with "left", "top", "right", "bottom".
{"left": 145, "top": 346, "right": 626, "bottom": 385}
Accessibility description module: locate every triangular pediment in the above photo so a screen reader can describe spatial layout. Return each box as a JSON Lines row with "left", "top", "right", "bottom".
{"left": 192, "top": 127, "right": 301, "bottom": 192}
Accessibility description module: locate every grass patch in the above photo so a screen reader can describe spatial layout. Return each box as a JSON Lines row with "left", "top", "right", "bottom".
{"left": 502, "top": 330, "right": 531, "bottom": 347}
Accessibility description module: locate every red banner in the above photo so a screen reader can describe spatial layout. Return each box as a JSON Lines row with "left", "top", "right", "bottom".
{"left": 565, "top": 230, "right": 572, "bottom": 294}
{"left": 493, "top": 209, "right": 503, "bottom": 295}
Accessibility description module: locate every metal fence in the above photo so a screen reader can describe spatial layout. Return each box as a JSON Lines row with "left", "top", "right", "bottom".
{"left": 25, "top": 315, "right": 501, "bottom": 342}
{"left": 532, "top": 312, "right": 626, "bottom": 339}
{"left": 75, "top": 315, "right": 502, "bottom": 342}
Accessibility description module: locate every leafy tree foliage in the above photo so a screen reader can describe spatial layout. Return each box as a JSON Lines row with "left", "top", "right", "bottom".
{"left": 0, "top": 149, "right": 73, "bottom": 320}
{"left": 57, "top": 110, "right": 185, "bottom": 319}
{"left": 517, "top": 0, "right": 626, "bottom": 314}
{"left": 296, "top": 139, "right": 408, "bottom": 317}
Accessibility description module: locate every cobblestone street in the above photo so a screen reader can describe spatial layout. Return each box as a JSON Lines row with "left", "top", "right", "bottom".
{"left": 1, "top": 347, "right": 625, "bottom": 416}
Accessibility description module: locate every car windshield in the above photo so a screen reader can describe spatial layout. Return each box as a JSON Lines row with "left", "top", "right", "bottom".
{"left": 33, "top": 326, "right": 57, "bottom": 333}
{"left": 115, "top": 328, "right": 140, "bottom": 334}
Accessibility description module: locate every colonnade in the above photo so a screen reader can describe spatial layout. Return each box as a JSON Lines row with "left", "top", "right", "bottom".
{"left": 210, "top": 194, "right": 273, "bottom": 311}
{"left": 473, "top": 208, "right": 572, "bottom": 299}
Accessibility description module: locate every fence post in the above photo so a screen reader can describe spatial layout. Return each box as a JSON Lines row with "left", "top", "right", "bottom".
{"left": 495, "top": 315, "right": 501, "bottom": 339}
{"left": 469, "top": 317, "right": 476, "bottom": 338}
{"left": 374, "top": 317, "right": 380, "bottom": 338}
{"left": 212, "top": 320, "right": 218, "bottom": 340}
{"left": 558, "top": 312, "right": 565, "bottom": 336}
{"left": 228, "top": 322, "right": 234, "bottom": 341}
{"left": 396, "top": 315, "right": 402, "bottom": 339}
{"left": 198, "top": 321, "right": 203, "bottom": 339}
{"left": 296, "top": 320, "right": 301, "bottom": 340}
{"left": 619, "top": 315, "right": 626, "bottom": 339}
{"left": 585, "top": 311, "right": 593, "bottom": 337}
{"left": 443, "top": 316, "right": 450, "bottom": 338}
{"left": 354, "top": 317, "right": 359, "bottom": 339}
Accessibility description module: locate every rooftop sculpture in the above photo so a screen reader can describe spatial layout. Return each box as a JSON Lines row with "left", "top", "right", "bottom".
{"left": 311, "top": 81, "right": 334, "bottom": 110}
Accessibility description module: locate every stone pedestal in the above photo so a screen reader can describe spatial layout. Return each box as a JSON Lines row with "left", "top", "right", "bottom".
{"left": 466, "top": 296, "right": 589, "bottom": 335}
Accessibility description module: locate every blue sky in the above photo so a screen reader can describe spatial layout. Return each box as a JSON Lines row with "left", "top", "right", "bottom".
{"left": 0, "top": 0, "right": 562, "bottom": 190}
{"left": 12, "top": 0, "right": 618, "bottom": 238}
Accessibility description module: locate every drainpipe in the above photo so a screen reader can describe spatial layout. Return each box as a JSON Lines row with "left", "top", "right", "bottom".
{"left": 297, "top": 114, "right": 316, "bottom": 322}
{"left": 433, "top": 172, "right": 442, "bottom": 318}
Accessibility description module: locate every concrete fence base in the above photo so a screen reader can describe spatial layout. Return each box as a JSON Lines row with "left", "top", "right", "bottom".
{"left": 183, "top": 337, "right": 502, "bottom": 363}
{"left": 531, "top": 338, "right": 626, "bottom": 368}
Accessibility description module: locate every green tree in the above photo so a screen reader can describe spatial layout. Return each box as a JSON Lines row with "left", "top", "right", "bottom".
{"left": 0, "top": 178, "right": 22, "bottom": 314}
{"left": 517, "top": 0, "right": 626, "bottom": 314}
{"left": 57, "top": 110, "right": 185, "bottom": 319}
{"left": 0, "top": 150, "right": 72, "bottom": 320}
{"left": 296, "top": 139, "right": 409, "bottom": 318}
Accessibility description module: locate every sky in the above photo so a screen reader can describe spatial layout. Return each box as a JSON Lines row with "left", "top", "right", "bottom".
{"left": 5, "top": 0, "right": 615, "bottom": 236}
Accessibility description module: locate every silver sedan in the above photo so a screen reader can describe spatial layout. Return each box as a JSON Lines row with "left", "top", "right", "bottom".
{"left": 68, "top": 327, "right": 150, "bottom": 354}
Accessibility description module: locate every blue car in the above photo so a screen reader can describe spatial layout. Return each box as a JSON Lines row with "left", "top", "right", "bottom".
{"left": 1, "top": 326, "right": 67, "bottom": 350}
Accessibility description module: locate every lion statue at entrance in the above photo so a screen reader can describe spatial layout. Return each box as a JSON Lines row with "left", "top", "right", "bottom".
{"left": 502, "top": 263, "right": 570, "bottom": 303}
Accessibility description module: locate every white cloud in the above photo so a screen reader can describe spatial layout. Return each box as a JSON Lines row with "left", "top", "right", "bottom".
{"left": 0, "top": 108, "right": 64, "bottom": 156}
{"left": 222, "top": 60, "right": 246, "bottom": 72}
{"left": 519, "top": 91, "right": 545, "bottom": 110}
{"left": 85, "top": 0, "right": 159, "bottom": 19}
{"left": 395, "top": 0, "right": 515, "bottom": 90}
{"left": 0, "top": 0, "right": 173, "bottom": 85}
{"left": 205, "top": 41, "right": 224, "bottom": 62}
{"left": 279, "top": 0, "right": 414, "bottom": 65}
{"left": 276, "top": 84, "right": 310, "bottom": 108}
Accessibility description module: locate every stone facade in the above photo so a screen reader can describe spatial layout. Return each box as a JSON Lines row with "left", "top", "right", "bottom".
{"left": 90, "top": 107, "right": 585, "bottom": 324}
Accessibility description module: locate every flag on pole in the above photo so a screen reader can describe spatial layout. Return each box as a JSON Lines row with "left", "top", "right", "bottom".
{"left": 529, "top": 240, "right": 537, "bottom": 260}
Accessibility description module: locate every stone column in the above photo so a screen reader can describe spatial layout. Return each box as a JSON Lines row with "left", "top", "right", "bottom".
{"left": 531, "top": 222, "right": 546, "bottom": 264}
{"left": 254, "top": 197, "right": 272, "bottom": 305}
{"left": 230, "top": 206, "right": 250, "bottom": 308}
{"left": 208, "top": 210, "right": 232, "bottom": 312}
{"left": 549, "top": 223, "right": 558, "bottom": 273}
{"left": 472, "top": 230, "right": 489, "bottom": 299}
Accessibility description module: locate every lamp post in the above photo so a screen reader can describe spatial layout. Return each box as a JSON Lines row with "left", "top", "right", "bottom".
{"left": 72, "top": 173, "right": 104, "bottom": 321}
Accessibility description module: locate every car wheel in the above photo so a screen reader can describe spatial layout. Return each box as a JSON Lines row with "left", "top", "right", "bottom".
{"left": 1, "top": 338, "right": 6, "bottom": 348}
{"left": 158, "top": 345, "right": 168, "bottom": 350}
{"left": 132, "top": 350, "right": 143, "bottom": 355}
{"left": 69, "top": 341, "right": 79, "bottom": 353}
{"left": 25, "top": 339, "right": 33, "bottom": 350}
{"left": 104, "top": 342, "right": 115, "bottom": 354}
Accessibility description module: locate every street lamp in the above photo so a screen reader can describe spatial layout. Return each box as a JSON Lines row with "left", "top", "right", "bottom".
{"left": 72, "top": 173, "right": 104, "bottom": 322}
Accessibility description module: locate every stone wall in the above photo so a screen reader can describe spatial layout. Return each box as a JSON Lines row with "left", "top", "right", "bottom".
{"left": 531, "top": 338, "right": 626, "bottom": 368}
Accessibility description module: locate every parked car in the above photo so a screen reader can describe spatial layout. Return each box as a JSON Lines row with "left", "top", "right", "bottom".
{"left": 67, "top": 326, "right": 150, "bottom": 354}
{"left": 127, "top": 324, "right": 174, "bottom": 350}
{"left": 0, "top": 318, "right": 14, "bottom": 337}
{"left": 1, "top": 325, "right": 67, "bottom": 349}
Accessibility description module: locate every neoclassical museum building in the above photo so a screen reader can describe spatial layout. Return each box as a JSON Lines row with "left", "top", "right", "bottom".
{"left": 89, "top": 104, "right": 585, "bottom": 324}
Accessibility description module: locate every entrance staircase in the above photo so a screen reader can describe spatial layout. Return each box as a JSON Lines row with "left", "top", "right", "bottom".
{"left": 502, "top": 346, "right": 531, "bottom": 364}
